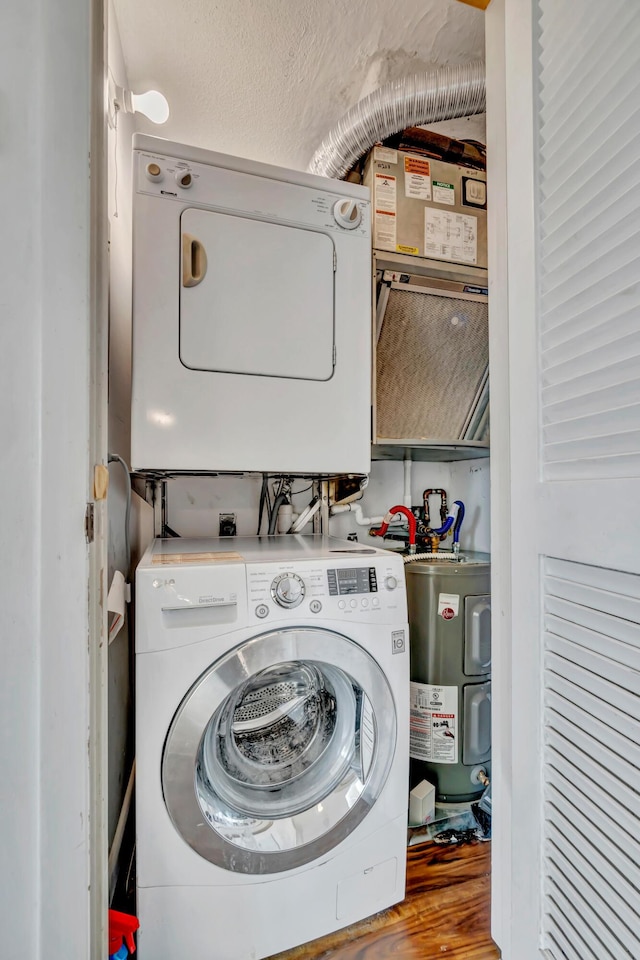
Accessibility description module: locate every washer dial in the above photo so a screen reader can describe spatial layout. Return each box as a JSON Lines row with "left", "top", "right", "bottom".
{"left": 271, "top": 573, "right": 305, "bottom": 608}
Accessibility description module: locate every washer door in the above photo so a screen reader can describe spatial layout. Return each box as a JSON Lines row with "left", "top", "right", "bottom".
{"left": 162, "top": 627, "right": 397, "bottom": 874}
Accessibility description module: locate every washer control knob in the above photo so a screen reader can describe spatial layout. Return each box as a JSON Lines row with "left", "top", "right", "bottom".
{"left": 175, "top": 169, "right": 193, "bottom": 188}
{"left": 333, "top": 198, "right": 362, "bottom": 230}
{"left": 384, "top": 575, "right": 398, "bottom": 591}
{"left": 145, "top": 162, "right": 163, "bottom": 182}
{"left": 271, "top": 573, "right": 305, "bottom": 608}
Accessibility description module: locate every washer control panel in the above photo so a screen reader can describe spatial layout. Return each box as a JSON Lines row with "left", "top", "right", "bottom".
{"left": 247, "top": 559, "right": 405, "bottom": 623}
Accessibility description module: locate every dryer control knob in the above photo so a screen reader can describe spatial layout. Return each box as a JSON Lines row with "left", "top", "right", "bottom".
{"left": 384, "top": 575, "right": 398, "bottom": 591}
{"left": 271, "top": 573, "right": 305, "bottom": 608}
{"left": 145, "top": 162, "right": 163, "bottom": 182}
{"left": 175, "top": 169, "right": 193, "bottom": 188}
{"left": 333, "top": 199, "right": 362, "bottom": 230}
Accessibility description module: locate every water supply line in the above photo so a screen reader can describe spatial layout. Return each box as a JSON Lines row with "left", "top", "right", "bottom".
{"left": 370, "top": 505, "right": 417, "bottom": 553}
{"left": 425, "top": 500, "right": 464, "bottom": 555}
{"left": 403, "top": 551, "right": 465, "bottom": 564}
{"left": 308, "top": 60, "right": 486, "bottom": 179}
{"left": 428, "top": 500, "right": 466, "bottom": 554}
{"left": 423, "top": 488, "right": 449, "bottom": 535}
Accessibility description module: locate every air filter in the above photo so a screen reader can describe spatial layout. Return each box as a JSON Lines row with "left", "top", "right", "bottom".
{"left": 376, "top": 285, "right": 488, "bottom": 442}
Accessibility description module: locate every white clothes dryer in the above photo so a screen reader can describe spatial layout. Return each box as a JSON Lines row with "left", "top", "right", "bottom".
{"left": 130, "top": 135, "right": 372, "bottom": 475}
{"left": 136, "top": 536, "right": 409, "bottom": 960}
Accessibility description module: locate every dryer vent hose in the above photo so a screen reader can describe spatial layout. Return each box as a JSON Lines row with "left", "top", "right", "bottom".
{"left": 308, "top": 60, "right": 486, "bottom": 179}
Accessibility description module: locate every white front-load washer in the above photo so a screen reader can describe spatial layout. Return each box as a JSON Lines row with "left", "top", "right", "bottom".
{"left": 136, "top": 535, "right": 409, "bottom": 960}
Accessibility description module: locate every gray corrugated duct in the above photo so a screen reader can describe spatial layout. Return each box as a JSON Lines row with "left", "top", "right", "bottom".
{"left": 308, "top": 60, "right": 486, "bottom": 180}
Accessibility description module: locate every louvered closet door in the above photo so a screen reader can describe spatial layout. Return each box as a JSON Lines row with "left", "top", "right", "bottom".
{"left": 486, "top": 1, "right": 640, "bottom": 958}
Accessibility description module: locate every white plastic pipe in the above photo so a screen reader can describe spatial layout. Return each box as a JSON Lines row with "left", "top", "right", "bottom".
{"left": 330, "top": 503, "right": 385, "bottom": 526}
{"left": 309, "top": 60, "right": 486, "bottom": 179}
{"left": 403, "top": 457, "right": 412, "bottom": 509}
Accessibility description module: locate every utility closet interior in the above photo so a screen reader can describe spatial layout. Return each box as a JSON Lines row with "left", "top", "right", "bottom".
{"left": 106, "top": 1, "right": 494, "bottom": 957}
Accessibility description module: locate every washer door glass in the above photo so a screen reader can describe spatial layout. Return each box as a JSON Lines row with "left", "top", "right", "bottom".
{"left": 162, "top": 628, "right": 396, "bottom": 874}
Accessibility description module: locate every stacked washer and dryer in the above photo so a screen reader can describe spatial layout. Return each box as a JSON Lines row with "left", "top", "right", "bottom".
{"left": 131, "top": 137, "right": 410, "bottom": 959}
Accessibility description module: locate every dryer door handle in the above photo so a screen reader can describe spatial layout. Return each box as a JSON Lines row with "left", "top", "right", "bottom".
{"left": 182, "top": 233, "right": 208, "bottom": 287}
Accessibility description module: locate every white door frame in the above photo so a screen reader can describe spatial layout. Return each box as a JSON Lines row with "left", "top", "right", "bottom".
{"left": 485, "top": 0, "right": 542, "bottom": 956}
{"left": 0, "top": 1, "right": 108, "bottom": 956}
{"left": 89, "top": 0, "right": 110, "bottom": 952}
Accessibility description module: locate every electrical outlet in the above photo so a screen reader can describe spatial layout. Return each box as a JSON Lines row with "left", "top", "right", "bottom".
{"left": 219, "top": 513, "right": 237, "bottom": 537}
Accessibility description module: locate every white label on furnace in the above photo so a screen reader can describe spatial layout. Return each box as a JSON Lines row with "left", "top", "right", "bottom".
{"left": 374, "top": 173, "right": 397, "bottom": 212}
{"left": 424, "top": 209, "right": 478, "bottom": 264}
{"left": 374, "top": 146, "right": 398, "bottom": 164}
{"left": 410, "top": 682, "right": 458, "bottom": 764}
{"left": 404, "top": 155, "right": 432, "bottom": 200}
{"left": 374, "top": 212, "right": 397, "bottom": 249}
{"left": 433, "top": 180, "right": 455, "bottom": 205}
{"left": 374, "top": 173, "right": 397, "bottom": 250}
{"left": 438, "top": 592, "right": 460, "bottom": 619}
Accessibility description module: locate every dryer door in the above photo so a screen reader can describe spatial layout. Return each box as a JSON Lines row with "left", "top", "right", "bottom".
{"left": 179, "top": 208, "right": 336, "bottom": 380}
{"left": 162, "top": 627, "right": 396, "bottom": 874}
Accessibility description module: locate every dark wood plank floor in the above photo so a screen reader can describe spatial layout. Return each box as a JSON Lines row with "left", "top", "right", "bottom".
{"left": 270, "top": 841, "right": 500, "bottom": 960}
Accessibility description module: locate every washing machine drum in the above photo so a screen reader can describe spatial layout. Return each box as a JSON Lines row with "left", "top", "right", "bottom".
{"left": 162, "top": 627, "right": 396, "bottom": 874}
{"left": 203, "top": 661, "right": 355, "bottom": 819}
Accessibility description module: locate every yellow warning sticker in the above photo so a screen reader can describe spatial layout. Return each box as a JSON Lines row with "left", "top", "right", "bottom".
{"left": 152, "top": 552, "right": 244, "bottom": 565}
{"left": 396, "top": 244, "right": 420, "bottom": 255}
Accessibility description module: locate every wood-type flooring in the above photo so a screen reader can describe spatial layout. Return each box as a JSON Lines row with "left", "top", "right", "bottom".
{"left": 270, "top": 840, "right": 500, "bottom": 960}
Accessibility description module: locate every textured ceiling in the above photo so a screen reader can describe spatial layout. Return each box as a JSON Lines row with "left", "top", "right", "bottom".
{"left": 112, "top": 0, "right": 485, "bottom": 171}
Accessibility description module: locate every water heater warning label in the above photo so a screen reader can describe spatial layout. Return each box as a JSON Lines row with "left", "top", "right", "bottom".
{"left": 410, "top": 682, "right": 458, "bottom": 764}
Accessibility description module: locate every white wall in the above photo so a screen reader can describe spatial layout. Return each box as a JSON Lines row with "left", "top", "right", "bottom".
{"left": 0, "top": 0, "right": 98, "bottom": 955}
{"left": 108, "top": 0, "right": 135, "bottom": 464}
{"left": 107, "top": 0, "right": 137, "bottom": 848}
{"left": 450, "top": 458, "right": 491, "bottom": 553}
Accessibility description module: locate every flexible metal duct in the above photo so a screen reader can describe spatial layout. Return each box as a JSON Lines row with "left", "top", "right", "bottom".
{"left": 308, "top": 60, "right": 486, "bottom": 180}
